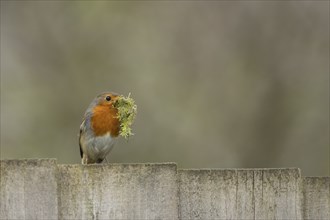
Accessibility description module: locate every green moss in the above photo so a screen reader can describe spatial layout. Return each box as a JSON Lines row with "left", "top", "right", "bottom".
{"left": 113, "top": 93, "right": 137, "bottom": 139}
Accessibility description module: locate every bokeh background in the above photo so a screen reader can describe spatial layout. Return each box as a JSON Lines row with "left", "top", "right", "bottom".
{"left": 1, "top": 1, "right": 329, "bottom": 176}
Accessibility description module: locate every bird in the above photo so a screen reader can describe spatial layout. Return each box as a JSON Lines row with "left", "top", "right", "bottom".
{"left": 79, "top": 92, "right": 121, "bottom": 164}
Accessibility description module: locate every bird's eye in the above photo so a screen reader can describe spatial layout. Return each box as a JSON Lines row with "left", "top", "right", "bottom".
{"left": 105, "top": 96, "right": 111, "bottom": 101}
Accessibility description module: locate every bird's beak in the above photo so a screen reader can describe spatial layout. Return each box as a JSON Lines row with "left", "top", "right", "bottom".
{"left": 113, "top": 95, "right": 120, "bottom": 102}
{"left": 112, "top": 96, "right": 120, "bottom": 108}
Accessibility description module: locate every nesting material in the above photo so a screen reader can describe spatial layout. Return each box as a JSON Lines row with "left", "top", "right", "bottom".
{"left": 113, "top": 93, "right": 137, "bottom": 139}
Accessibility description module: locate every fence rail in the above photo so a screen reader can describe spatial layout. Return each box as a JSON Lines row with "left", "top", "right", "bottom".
{"left": 0, "top": 159, "right": 329, "bottom": 219}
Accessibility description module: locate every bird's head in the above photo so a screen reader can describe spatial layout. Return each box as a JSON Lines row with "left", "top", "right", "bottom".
{"left": 94, "top": 92, "right": 120, "bottom": 109}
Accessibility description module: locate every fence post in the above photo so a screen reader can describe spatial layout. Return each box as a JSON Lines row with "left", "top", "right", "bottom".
{"left": 57, "top": 163, "right": 179, "bottom": 219}
{"left": 0, "top": 159, "right": 58, "bottom": 219}
{"left": 302, "top": 177, "right": 330, "bottom": 219}
{"left": 178, "top": 168, "right": 302, "bottom": 219}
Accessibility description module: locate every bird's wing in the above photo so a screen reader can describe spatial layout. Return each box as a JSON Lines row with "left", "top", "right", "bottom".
{"left": 79, "top": 119, "right": 86, "bottom": 159}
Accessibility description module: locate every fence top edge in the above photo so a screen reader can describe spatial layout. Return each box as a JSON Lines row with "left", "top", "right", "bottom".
{"left": 58, "top": 162, "right": 178, "bottom": 167}
{"left": 1, "top": 158, "right": 57, "bottom": 161}
{"left": 2, "top": 160, "right": 328, "bottom": 178}
{"left": 179, "top": 167, "right": 301, "bottom": 171}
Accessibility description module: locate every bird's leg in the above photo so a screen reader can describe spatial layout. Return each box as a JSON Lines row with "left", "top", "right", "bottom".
{"left": 82, "top": 154, "right": 88, "bottom": 165}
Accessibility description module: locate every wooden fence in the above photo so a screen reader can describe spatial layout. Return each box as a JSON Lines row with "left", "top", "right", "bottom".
{"left": 0, "top": 159, "right": 329, "bottom": 219}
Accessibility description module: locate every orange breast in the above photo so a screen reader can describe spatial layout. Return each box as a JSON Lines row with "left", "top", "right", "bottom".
{"left": 91, "top": 105, "right": 120, "bottom": 137}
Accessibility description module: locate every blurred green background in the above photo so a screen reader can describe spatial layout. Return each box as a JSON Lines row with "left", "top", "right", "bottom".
{"left": 1, "top": 1, "right": 329, "bottom": 176}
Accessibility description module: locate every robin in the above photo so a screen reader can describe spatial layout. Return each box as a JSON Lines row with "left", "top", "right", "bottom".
{"left": 79, "top": 92, "right": 120, "bottom": 164}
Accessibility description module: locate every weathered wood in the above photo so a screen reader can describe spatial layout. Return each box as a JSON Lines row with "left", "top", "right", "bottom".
{"left": 0, "top": 159, "right": 58, "bottom": 220}
{"left": 178, "top": 168, "right": 302, "bottom": 219}
{"left": 302, "top": 177, "right": 330, "bottom": 219}
{"left": 57, "top": 163, "right": 179, "bottom": 219}
{"left": 0, "top": 159, "right": 329, "bottom": 220}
